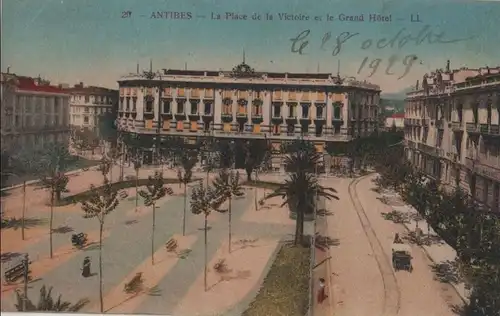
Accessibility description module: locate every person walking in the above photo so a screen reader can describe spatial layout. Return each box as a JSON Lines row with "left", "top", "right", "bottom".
{"left": 317, "top": 277, "right": 327, "bottom": 304}
{"left": 82, "top": 256, "right": 91, "bottom": 277}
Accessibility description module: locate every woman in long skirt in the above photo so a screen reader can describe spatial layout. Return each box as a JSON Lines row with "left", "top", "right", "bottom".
{"left": 82, "top": 256, "right": 91, "bottom": 277}
{"left": 317, "top": 278, "right": 326, "bottom": 304}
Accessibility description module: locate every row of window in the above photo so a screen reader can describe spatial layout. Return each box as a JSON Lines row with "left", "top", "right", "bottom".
{"left": 71, "top": 94, "right": 114, "bottom": 105}
{"left": 70, "top": 106, "right": 111, "bottom": 114}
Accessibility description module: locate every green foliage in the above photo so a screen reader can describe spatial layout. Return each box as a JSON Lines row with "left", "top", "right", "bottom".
{"left": 263, "top": 172, "right": 338, "bottom": 245}
{"left": 283, "top": 139, "right": 320, "bottom": 173}
{"left": 242, "top": 244, "right": 310, "bottom": 316}
{"left": 375, "top": 144, "right": 500, "bottom": 315}
{"left": 15, "top": 285, "right": 89, "bottom": 312}
{"left": 190, "top": 182, "right": 226, "bottom": 217}
{"left": 244, "top": 139, "right": 272, "bottom": 181}
{"left": 138, "top": 172, "right": 173, "bottom": 206}
{"left": 71, "top": 127, "right": 100, "bottom": 152}
{"left": 81, "top": 178, "right": 119, "bottom": 224}
{"left": 212, "top": 169, "right": 245, "bottom": 202}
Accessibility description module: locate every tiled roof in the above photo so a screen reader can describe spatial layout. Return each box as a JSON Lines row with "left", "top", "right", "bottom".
{"left": 15, "top": 76, "right": 68, "bottom": 94}
{"left": 391, "top": 113, "right": 405, "bottom": 118}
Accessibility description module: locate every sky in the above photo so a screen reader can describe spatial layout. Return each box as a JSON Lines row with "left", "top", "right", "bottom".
{"left": 2, "top": 0, "right": 500, "bottom": 93}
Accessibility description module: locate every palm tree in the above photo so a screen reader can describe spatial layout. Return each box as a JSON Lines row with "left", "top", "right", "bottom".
{"left": 15, "top": 285, "right": 89, "bottom": 312}
{"left": 263, "top": 172, "right": 338, "bottom": 245}
{"left": 80, "top": 176, "right": 120, "bottom": 313}
{"left": 213, "top": 169, "right": 244, "bottom": 253}
{"left": 243, "top": 139, "right": 271, "bottom": 182}
{"left": 190, "top": 182, "right": 226, "bottom": 291}
{"left": 138, "top": 172, "right": 173, "bottom": 264}
{"left": 178, "top": 153, "right": 198, "bottom": 235}
{"left": 98, "top": 156, "right": 112, "bottom": 178}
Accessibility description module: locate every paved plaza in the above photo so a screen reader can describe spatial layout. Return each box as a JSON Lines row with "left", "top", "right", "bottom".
{"left": 1, "top": 166, "right": 308, "bottom": 315}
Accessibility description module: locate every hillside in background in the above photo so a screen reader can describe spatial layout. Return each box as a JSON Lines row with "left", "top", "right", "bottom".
{"left": 380, "top": 98, "right": 405, "bottom": 114}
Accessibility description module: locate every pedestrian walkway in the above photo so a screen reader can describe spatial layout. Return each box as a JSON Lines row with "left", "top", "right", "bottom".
{"left": 389, "top": 203, "right": 469, "bottom": 303}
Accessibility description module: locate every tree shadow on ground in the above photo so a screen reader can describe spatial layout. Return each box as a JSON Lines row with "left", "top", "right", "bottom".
{"left": 52, "top": 225, "right": 74, "bottom": 234}
{"left": 315, "top": 233, "right": 340, "bottom": 252}
{"left": 450, "top": 303, "right": 467, "bottom": 316}
{"left": 1, "top": 217, "right": 47, "bottom": 230}
{"left": 147, "top": 285, "right": 162, "bottom": 296}
{"left": 317, "top": 209, "right": 333, "bottom": 216}
{"left": 82, "top": 242, "right": 101, "bottom": 252}
{"left": 1, "top": 252, "right": 22, "bottom": 263}
{"left": 208, "top": 270, "right": 252, "bottom": 291}
{"left": 402, "top": 231, "right": 445, "bottom": 246}
{"left": 430, "top": 259, "right": 463, "bottom": 285}
{"left": 124, "top": 219, "right": 138, "bottom": 226}
{"left": 381, "top": 210, "right": 411, "bottom": 224}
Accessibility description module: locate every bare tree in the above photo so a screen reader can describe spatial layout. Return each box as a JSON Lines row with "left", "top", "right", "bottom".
{"left": 80, "top": 176, "right": 120, "bottom": 313}
{"left": 138, "top": 172, "right": 173, "bottom": 265}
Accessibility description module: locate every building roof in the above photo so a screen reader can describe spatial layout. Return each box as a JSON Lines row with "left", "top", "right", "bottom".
{"left": 391, "top": 113, "right": 405, "bottom": 119}
{"left": 1, "top": 73, "right": 68, "bottom": 94}
{"left": 64, "top": 85, "right": 118, "bottom": 95}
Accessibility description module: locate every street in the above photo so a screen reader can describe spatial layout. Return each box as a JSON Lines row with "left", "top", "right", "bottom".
{"left": 323, "top": 174, "right": 464, "bottom": 316}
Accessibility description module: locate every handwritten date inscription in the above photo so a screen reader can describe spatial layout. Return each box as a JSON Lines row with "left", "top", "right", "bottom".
{"left": 290, "top": 25, "right": 471, "bottom": 79}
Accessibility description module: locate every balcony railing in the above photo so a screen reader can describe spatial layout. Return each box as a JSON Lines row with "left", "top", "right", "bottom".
{"left": 451, "top": 121, "right": 462, "bottom": 131}
{"left": 466, "top": 123, "right": 479, "bottom": 133}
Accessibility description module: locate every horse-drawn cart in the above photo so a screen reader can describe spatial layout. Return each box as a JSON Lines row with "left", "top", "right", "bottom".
{"left": 391, "top": 243, "right": 413, "bottom": 272}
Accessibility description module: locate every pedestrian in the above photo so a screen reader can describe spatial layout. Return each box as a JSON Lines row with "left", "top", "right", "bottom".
{"left": 317, "top": 277, "right": 327, "bottom": 304}
{"left": 82, "top": 256, "right": 91, "bottom": 278}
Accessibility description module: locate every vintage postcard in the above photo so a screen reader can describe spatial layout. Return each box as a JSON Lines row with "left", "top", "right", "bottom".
{"left": 1, "top": 0, "right": 499, "bottom": 315}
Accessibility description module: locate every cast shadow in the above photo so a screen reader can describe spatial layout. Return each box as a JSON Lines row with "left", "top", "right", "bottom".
{"left": 381, "top": 210, "right": 411, "bottom": 224}
{"left": 52, "top": 225, "right": 74, "bottom": 234}
{"left": 430, "top": 259, "right": 463, "bottom": 285}
{"left": 315, "top": 233, "right": 340, "bottom": 252}
{"left": 1, "top": 217, "right": 48, "bottom": 230}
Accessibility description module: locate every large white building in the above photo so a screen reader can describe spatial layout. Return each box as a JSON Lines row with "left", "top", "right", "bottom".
{"left": 404, "top": 63, "right": 500, "bottom": 211}
{"left": 116, "top": 61, "right": 381, "bottom": 165}
{"left": 67, "top": 83, "right": 118, "bottom": 130}
{"left": 0, "top": 73, "right": 70, "bottom": 152}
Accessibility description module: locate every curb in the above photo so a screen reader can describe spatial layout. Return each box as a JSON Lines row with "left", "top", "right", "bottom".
{"left": 222, "top": 236, "right": 287, "bottom": 316}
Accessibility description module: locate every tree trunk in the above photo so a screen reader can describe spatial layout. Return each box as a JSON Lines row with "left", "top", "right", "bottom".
{"left": 228, "top": 196, "right": 232, "bottom": 253}
{"left": 99, "top": 222, "right": 104, "bottom": 313}
{"left": 135, "top": 169, "right": 139, "bottom": 211}
{"left": 151, "top": 203, "right": 156, "bottom": 265}
{"left": 246, "top": 171, "right": 252, "bottom": 182}
{"left": 206, "top": 170, "right": 209, "bottom": 187}
{"left": 182, "top": 183, "right": 187, "bottom": 236}
{"left": 204, "top": 214, "right": 208, "bottom": 291}
{"left": 254, "top": 187, "right": 258, "bottom": 211}
{"left": 294, "top": 201, "right": 305, "bottom": 246}
{"left": 49, "top": 189, "right": 54, "bottom": 258}
{"left": 21, "top": 181, "right": 26, "bottom": 240}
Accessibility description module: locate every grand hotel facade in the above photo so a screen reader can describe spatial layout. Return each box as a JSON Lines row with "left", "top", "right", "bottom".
{"left": 116, "top": 62, "right": 381, "bottom": 166}
{"left": 404, "top": 64, "right": 500, "bottom": 211}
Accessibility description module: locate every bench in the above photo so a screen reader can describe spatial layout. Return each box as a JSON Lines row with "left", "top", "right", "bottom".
{"left": 71, "top": 233, "right": 88, "bottom": 247}
{"left": 4, "top": 258, "right": 30, "bottom": 283}
{"left": 119, "top": 191, "right": 129, "bottom": 199}
{"left": 165, "top": 238, "right": 178, "bottom": 253}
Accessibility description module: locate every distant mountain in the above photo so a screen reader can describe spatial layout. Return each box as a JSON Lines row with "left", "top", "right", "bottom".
{"left": 380, "top": 98, "right": 405, "bottom": 114}
{"left": 381, "top": 86, "right": 414, "bottom": 100}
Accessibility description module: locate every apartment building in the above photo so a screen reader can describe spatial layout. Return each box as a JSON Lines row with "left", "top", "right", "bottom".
{"left": 385, "top": 113, "right": 405, "bottom": 130}
{"left": 0, "top": 73, "right": 70, "bottom": 152}
{"left": 67, "top": 83, "right": 118, "bottom": 130}
{"left": 404, "top": 63, "right": 500, "bottom": 210}
{"left": 116, "top": 61, "right": 381, "bottom": 165}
